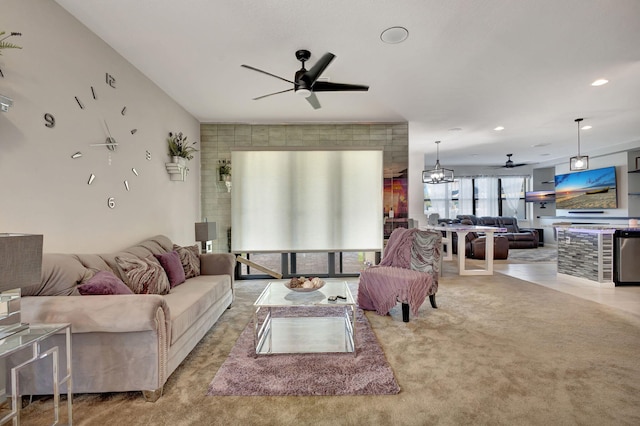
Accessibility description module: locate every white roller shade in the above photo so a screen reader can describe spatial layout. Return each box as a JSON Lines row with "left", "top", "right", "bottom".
{"left": 231, "top": 149, "right": 383, "bottom": 252}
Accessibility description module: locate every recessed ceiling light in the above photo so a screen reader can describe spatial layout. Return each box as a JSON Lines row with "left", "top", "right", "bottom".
{"left": 448, "top": 127, "right": 462, "bottom": 132}
{"left": 380, "top": 26, "right": 409, "bottom": 44}
{"left": 591, "top": 79, "right": 609, "bottom": 86}
{"left": 532, "top": 143, "right": 551, "bottom": 147}
{"left": 494, "top": 126, "right": 505, "bottom": 131}
{"left": 581, "top": 125, "right": 592, "bottom": 130}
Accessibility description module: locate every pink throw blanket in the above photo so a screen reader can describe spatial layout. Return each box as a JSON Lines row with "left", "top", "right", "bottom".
{"left": 379, "top": 228, "right": 416, "bottom": 269}
{"left": 357, "top": 266, "right": 433, "bottom": 317}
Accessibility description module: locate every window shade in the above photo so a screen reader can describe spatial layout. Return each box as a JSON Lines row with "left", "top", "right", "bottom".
{"left": 231, "top": 149, "right": 383, "bottom": 252}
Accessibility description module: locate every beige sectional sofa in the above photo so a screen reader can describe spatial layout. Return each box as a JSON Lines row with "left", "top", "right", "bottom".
{"left": 16, "top": 235, "right": 235, "bottom": 402}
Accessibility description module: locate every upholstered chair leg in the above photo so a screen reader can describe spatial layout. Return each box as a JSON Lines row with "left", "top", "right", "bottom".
{"left": 401, "top": 303, "right": 410, "bottom": 322}
{"left": 142, "top": 387, "right": 163, "bottom": 402}
{"left": 429, "top": 294, "right": 438, "bottom": 309}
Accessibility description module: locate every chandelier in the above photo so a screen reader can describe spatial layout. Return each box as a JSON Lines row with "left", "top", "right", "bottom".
{"left": 422, "top": 141, "right": 454, "bottom": 184}
{"left": 570, "top": 118, "right": 589, "bottom": 171}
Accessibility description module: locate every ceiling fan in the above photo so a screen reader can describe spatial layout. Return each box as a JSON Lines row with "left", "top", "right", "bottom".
{"left": 241, "top": 49, "right": 369, "bottom": 110}
{"left": 498, "top": 154, "right": 528, "bottom": 168}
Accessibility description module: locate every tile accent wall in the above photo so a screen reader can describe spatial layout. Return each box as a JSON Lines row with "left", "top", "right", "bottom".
{"left": 200, "top": 123, "right": 408, "bottom": 253}
{"left": 557, "top": 229, "right": 614, "bottom": 283}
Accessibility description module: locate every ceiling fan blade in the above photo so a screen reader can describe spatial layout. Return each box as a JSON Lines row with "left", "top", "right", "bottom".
{"left": 303, "top": 53, "right": 335, "bottom": 85}
{"left": 253, "top": 88, "right": 294, "bottom": 100}
{"left": 311, "top": 81, "right": 369, "bottom": 92}
{"left": 306, "top": 92, "right": 321, "bottom": 109}
{"left": 241, "top": 64, "right": 297, "bottom": 85}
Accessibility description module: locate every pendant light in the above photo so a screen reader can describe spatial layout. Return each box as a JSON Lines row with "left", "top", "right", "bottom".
{"left": 570, "top": 118, "right": 589, "bottom": 171}
{"left": 422, "top": 141, "right": 454, "bottom": 184}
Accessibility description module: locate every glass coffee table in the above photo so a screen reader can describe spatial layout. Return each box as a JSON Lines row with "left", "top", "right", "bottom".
{"left": 253, "top": 280, "right": 356, "bottom": 357}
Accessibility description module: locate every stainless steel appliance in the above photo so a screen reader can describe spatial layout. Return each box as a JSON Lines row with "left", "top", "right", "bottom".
{"left": 613, "top": 230, "right": 640, "bottom": 285}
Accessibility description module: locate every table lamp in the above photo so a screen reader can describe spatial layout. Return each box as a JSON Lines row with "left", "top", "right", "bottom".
{"left": 195, "top": 222, "right": 217, "bottom": 253}
{"left": 0, "top": 234, "right": 43, "bottom": 339}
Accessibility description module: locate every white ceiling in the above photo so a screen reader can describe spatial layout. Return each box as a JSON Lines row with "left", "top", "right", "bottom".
{"left": 55, "top": 0, "right": 640, "bottom": 168}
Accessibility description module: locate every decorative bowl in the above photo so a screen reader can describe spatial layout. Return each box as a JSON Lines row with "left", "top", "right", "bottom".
{"left": 284, "top": 277, "right": 325, "bottom": 292}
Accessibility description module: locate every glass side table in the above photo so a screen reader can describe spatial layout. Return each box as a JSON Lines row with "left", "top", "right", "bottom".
{"left": 0, "top": 323, "right": 72, "bottom": 426}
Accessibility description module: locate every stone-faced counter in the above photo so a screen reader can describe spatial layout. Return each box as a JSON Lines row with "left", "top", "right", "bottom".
{"left": 556, "top": 226, "right": 615, "bottom": 286}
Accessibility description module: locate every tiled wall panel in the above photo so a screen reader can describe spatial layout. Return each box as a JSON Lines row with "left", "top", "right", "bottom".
{"left": 200, "top": 123, "right": 407, "bottom": 252}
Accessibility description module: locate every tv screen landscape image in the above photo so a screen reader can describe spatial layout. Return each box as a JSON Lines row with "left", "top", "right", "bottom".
{"left": 555, "top": 166, "right": 618, "bottom": 209}
{"left": 525, "top": 190, "right": 556, "bottom": 202}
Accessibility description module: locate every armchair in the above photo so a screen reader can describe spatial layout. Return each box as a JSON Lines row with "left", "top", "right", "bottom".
{"left": 358, "top": 228, "right": 441, "bottom": 322}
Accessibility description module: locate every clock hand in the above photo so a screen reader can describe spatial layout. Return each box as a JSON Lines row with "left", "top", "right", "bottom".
{"left": 103, "top": 119, "right": 117, "bottom": 151}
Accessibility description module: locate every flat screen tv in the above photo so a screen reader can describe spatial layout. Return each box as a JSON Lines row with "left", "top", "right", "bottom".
{"left": 525, "top": 190, "right": 556, "bottom": 202}
{"left": 555, "top": 166, "right": 617, "bottom": 209}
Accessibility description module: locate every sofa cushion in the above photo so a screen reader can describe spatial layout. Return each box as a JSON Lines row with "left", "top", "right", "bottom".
{"left": 496, "top": 217, "right": 520, "bottom": 233}
{"left": 78, "top": 271, "right": 134, "bottom": 295}
{"left": 154, "top": 251, "right": 186, "bottom": 288}
{"left": 163, "top": 275, "right": 231, "bottom": 345}
{"left": 22, "top": 254, "right": 84, "bottom": 296}
{"left": 115, "top": 255, "right": 171, "bottom": 295}
{"left": 173, "top": 244, "right": 201, "bottom": 278}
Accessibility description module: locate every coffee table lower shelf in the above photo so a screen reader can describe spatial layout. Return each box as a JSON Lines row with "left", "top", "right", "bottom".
{"left": 254, "top": 312, "right": 355, "bottom": 356}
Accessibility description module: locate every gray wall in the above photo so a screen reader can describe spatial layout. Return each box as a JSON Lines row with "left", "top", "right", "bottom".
{"left": 1, "top": 1, "right": 201, "bottom": 252}
{"left": 200, "top": 123, "right": 408, "bottom": 253}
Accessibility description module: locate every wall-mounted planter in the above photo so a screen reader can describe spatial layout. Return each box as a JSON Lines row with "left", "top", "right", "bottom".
{"left": 166, "top": 156, "right": 188, "bottom": 181}
{"left": 222, "top": 174, "right": 232, "bottom": 192}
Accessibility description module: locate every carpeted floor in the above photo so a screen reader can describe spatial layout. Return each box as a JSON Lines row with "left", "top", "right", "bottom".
{"left": 18, "top": 264, "right": 640, "bottom": 425}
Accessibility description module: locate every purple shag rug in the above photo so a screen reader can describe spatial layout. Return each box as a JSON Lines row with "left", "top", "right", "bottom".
{"left": 207, "top": 307, "right": 400, "bottom": 396}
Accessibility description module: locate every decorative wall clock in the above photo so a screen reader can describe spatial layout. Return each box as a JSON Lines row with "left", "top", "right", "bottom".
{"left": 48, "top": 73, "right": 151, "bottom": 208}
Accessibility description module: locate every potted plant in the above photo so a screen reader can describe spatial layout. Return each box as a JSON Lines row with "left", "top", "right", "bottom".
{"left": 167, "top": 131, "right": 198, "bottom": 166}
{"left": 0, "top": 31, "right": 22, "bottom": 55}
{"left": 218, "top": 159, "right": 231, "bottom": 181}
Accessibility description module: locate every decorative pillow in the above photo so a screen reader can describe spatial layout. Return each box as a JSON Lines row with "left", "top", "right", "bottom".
{"left": 77, "top": 270, "right": 134, "bottom": 295}
{"left": 154, "top": 250, "right": 186, "bottom": 288}
{"left": 115, "top": 256, "right": 171, "bottom": 295}
{"left": 173, "top": 244, "right": 201, "bottom": 278}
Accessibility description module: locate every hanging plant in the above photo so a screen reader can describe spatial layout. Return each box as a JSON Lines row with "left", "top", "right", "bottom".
{"left": 0, "top": 32, "right": 22, "bottom": 55}
{"left": 167, "top": 131, "right": 198, "bottom": 160}
{"left": 218, "top": 159, "right": 231, "bottom": 176}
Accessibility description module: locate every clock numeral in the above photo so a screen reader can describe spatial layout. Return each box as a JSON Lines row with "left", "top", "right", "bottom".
{"left": 88, "top": 174, "right": 95, "bottom": 185}
{"left": 91, "top": 86, "right": 97, "bottom": 100}
{"left": 107, "top": 197, "right": 116, "bottom": 209}
{"left": 75, "top": 96, "right": 84, "bottom": 109}
{"left": 146, "top": 150, "right": 152, "bottom": 160}
{"left": 71, "top": 152, "right": 82, "bottom": 159}
{"left": 121, "top": 106, "right": 127, "bottom": 115}
{"left": 124, "top": 180, "right": 130, "bottom": 191}
{"left": 106, "top": 72, "right": 116, "bottom": 88}
{"left": 131, "top": 129, "right": 137, "bottom": 135}
{"left": 0, "top": 68, "right": 4, "bottom": 78}
{"left": 132, "top": 168, "right": 139, "bottom": 176}
{"left": 44, "top": 113, "right": 55, "bottom": 128}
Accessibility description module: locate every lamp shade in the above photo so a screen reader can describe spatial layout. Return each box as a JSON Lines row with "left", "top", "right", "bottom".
{"left": 195, "top": 222, "right": 217, "bottom": 242}
{"left": 0, "top": 234, "right": 43, "bottom": 292}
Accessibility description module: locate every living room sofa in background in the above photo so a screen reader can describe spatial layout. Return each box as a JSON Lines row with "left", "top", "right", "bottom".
{"left": 442, "top": 215, "right": 539, "bottom": 253}
{"left": 15, "top": 235, "right": 235, "bottom": 402}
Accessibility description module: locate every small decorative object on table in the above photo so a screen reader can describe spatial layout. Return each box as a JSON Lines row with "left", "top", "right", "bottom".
{"left": 284, "top": 276, "right": 325, "bottom": 292}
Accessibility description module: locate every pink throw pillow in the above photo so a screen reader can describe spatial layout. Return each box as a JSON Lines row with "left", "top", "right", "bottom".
{"left": 154, "top": 250, "right": 186, "bottom": 288}
{"left": 78, "top": 271, "right": 134, "bottom": 295}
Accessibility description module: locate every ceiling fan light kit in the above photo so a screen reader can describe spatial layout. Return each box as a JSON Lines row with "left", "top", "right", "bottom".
{"left": 422, "top": 141, "right": 454, "bottom": 184}
{"left": 241, "top": 49, "right": 369, "bottom": 110}
{"left": 499, "top": 153, "right": 528, "bottom": 169}
{"left": 570, "top": 118, "right": 589, "bottom": 171}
